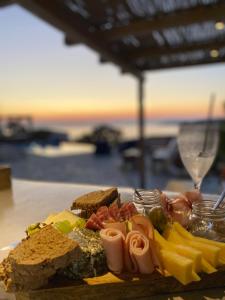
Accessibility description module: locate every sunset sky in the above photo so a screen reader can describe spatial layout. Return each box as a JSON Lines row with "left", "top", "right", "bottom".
{"left": 1, "top": 4, "right": 225, "bottom": 123}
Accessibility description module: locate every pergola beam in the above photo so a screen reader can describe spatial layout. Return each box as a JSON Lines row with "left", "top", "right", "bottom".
{"left": 140, "top": 57, "right": 225, "bottom": 72}
{"left": 17, "top": 0, "right": 143, "bottom": 79}
{"left": 0, "top": 0, "right": 14, "bottom": 7}
{"left": 99, "top": 3, "right": 225, "bottom": 41}
{"left": 64, "top": 35, "right": 81, "bottom": 46}
{"left": 126, "top": 40, "right": 225, "bottom": 60}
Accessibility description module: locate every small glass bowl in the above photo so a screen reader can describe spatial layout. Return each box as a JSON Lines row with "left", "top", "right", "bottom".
{"left": 188, "top": 200, "right": 225, "bottom": 242}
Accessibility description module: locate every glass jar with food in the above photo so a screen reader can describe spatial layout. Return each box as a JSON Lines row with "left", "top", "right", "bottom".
{"left": 133, "top": 189, "right": 167, "bottom": 233}
{"left": 188, "top": 200, "right": 225, "bottom": 242}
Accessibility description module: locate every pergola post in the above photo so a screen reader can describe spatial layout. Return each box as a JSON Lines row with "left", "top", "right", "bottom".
{"left": 138, "top": 76, "right": 146, "bottom": 188}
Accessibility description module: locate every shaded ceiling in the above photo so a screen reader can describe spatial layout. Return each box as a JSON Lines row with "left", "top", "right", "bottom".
{"left": 1, "top": 0, "right": 225, "bottom": 78}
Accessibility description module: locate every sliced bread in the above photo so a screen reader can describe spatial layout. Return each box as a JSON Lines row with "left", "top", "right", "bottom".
{"left": 0, "top": 225, "right": 81, "bottom": 292}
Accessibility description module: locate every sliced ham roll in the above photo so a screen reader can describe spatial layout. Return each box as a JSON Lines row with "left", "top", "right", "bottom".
{"left": 129, "top": 215, "right": 163, "bottom": 271}
{"left": 130, "top": 214, "right": 154, "bottom": 240}
{"left": 125, "top": 231, "right": 154, "bottom": 274}
{"left": 103, "top": 221, "right": 127, "bottom": 236}
{"left": 100, "top": 228, "right": 125, "bottom": 274}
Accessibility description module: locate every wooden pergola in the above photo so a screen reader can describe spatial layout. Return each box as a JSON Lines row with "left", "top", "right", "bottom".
{"left": 1, "top": 0, "right": 225, "bottom": 187}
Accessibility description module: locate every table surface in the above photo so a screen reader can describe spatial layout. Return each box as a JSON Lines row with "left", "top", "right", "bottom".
{"left": 0, "top": 179, "right": 224, "bottom": 300}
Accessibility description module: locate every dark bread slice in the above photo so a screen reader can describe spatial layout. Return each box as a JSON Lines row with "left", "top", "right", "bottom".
{"left": 0, "top": 225, "right": 81, "bottom": 292}
{"left": 110, "top": 194, "right": 121, "bottom": 207}
{"left": 71, "top": 187, "right": 118, "bottom": 218}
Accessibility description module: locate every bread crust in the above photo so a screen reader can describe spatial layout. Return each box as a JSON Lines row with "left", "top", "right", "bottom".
{"left": 0, "top": 225, "right": 81, "bottom": 292}
{"left": 71, "top": 187, "right": 118, "bottom": 217}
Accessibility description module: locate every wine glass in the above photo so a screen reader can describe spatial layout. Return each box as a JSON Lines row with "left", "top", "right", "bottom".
{"left": 177, "top": 123, "right": 219, "bottom": 190}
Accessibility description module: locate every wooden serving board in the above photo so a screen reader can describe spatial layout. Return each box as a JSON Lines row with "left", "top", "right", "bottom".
{"left": 15, "top": 268, "right": 225, "bottom": 300}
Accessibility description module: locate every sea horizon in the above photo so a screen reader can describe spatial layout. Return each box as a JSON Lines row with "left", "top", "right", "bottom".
{"left": 33, "top": 116, "right": 222, "bottom": 140}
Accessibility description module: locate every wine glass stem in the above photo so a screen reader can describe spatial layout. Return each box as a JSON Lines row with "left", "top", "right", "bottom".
{"left": 194, "top": 180, "right": 202, "bottom": 191}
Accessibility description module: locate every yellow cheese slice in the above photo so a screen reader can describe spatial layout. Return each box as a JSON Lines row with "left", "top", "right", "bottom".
{"left": 165, "top": 226, "right": 220, "bottom": 267}
{"left": 201, "top": 258, "right": 217, "bottom": 274}
{"left": 174, "top": 244, "right": 202, "bottom": 273}
{"left": 173, "top": 222, "right": 225, "bottom": 264}
{"left": 160, "top": 249, "right": 200, "bottom": 285}
{"left": 45, "top": 209, "right": 80, "bottom": 227}
{"left": 186, "top": 240, "right": 220, "bottom": 267}
{"left": 154, "top": 229, "right": 175, "bottom": 251}
{"left": 173, "top": 222, "right": 194, "bottom": 240}
{"left": 155, "top": 230, "right": 201, "bottom": 272}
{"left": 194, "top": 236, "right": 225, "bottom": 263}
{"left": 164, "top": 226, "right": 186, "bottom": 244}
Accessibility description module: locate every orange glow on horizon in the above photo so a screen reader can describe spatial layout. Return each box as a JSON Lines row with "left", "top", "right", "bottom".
{"left": 1, "top": 96, "right": 224, "bottom": 122}
{"left": 4, "top": 108, "right": 221, "bottom": 123}
{"left": 1, "top": 106, "right": 223, "bottom": 122}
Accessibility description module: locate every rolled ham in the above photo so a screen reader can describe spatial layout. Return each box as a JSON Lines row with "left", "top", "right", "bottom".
{"left": 100, "top": 228, "right": 124, "bottom": 274}
{"left": 125, "top": 231, "right": 154, "bottom": 274}
{"left": 103, "top": 221, "right": 127, "bottom": 236}
{"left": 130, "top": 214, "right": 154, "bottom": 240}
{"left": 129, "top": 215, "right": 163, "bottom": 271}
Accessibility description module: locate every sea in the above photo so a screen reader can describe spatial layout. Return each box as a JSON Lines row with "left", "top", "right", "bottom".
{"left": 7, "top": 118, "right": 222, "bottom": 193}
{"left": 35, "top": 119, "right": 180, "bottom": 141}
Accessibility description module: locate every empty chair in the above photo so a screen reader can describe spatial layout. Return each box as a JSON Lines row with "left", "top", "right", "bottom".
{"left": 151, "top": 138, "right": 178, "bottom": 173}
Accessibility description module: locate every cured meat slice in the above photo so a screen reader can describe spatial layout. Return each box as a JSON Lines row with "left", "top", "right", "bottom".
{"left": 130, "top": 215, "right": 154, "bottom": 240}
{"left": 96, "top": 206, "right": 110, "bottom": 222}
{"left": 124, "top": 231, "right": 138, "bottom": 273}
{"left": 120, "top": 202, "right": 137, "bottom": 221}
{"left": 103, "top": 221, "right": 127, "bottom": 236}
{"left": 86, "top": 202, "right": 138, "bottom": 230}
{"left": 100, "top": 228, "right": 125, "bottom": 274}
{"left": 125, "top": 231, "right": 154, "bottom": 274}
{"left": 168, "top": 196, "right": 191, "bottom": 227}
{"left": 160, "top": 191, "right": 202, "bottom": 227}
{"left": 130, "top": 215, "right": 163, "bottom": 271}
{"left": 127, "top": 202, "right": 138, "bottom": 215}
{"left": 86, "top": 213, "right": 103, "bottom": 230}
{"left": 185, "top": 190, "right": 202, "bottom": 205}
{"left": 108, "top": 204, "right": 119, "bottom": 221}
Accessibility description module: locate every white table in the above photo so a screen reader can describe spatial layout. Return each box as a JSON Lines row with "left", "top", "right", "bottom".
{"left": 0, "top": 179, "right": 132, "bottom": 252}
{"left": 0, "top": 179, "right": 132, "bottom": 300}
{"left": 0, "top": 179, "right": 224, "bottom": 300}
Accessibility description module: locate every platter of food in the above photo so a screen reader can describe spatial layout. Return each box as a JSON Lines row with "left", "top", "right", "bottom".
{"left": 1, "top": 187, "right": 225, "bottom": 300}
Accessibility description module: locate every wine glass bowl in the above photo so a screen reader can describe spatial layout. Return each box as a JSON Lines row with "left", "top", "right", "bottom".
{"left": 177, "top": 123, "right": 219, "bottom": 190}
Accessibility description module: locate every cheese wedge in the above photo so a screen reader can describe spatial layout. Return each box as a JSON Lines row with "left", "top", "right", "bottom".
{"left": 164, "top": 226, "right": 186, "bottom": 244}
{"left": 154, "top": 229, "right": 175, "bottom": 251}
{"left": 165, "top": 226, "right": 220, "bottom": 267}
{"left": 201, "top": 258, "right": 217, "bottom": 274}
{"left": 160, "top": 250, "right": 200, "bottom": 285}
{"left": 173, "top": 222, "right": 225, "bottom": 264}
{"left": 186, "top": 240, "right": 220, "bottom": 267}
{"left": 194, "top": 236, "right": 225, "bottom": 263}
{"left": 174, "top": 244, "right": 202, "bottom": 273}
{"left": 155, "top": 230, "right": 201, "bottom": 272}
{"left": 45, "top": 209, "right": 81, "bottom": 227}
{"left": 173, "top": 222, "right": 194, "bottom": 240}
